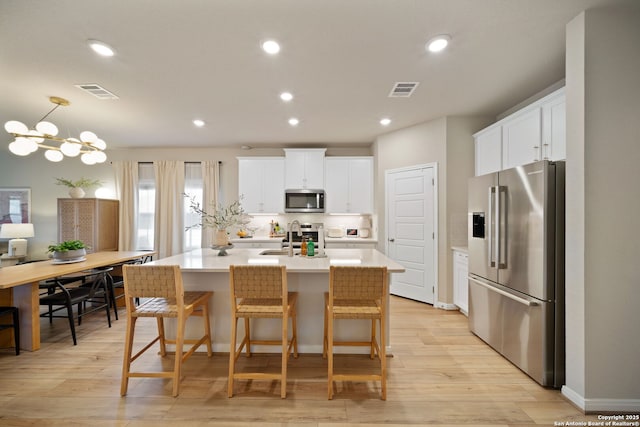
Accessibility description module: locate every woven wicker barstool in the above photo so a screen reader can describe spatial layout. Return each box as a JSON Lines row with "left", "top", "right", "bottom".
{"left": 228, "top": 265, "right": 298, "bottom": 398}
{"left": 323, "top": 266, "right": 388, "bottom": 400}
{"left": 120, "top": 264, "right": 213, "bottom": 397}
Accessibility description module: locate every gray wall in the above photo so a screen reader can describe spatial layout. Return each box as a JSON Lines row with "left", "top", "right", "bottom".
{"left": 565, "top": 5, "right": 640, "bottom": 410}
{"left": 373, "top": 116, "right": 491, "bottom": 305}
{"left": 0, "top": 153, "right": 115, "bottom": 258}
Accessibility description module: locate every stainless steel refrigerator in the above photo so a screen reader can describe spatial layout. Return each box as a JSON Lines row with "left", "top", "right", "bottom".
{"left": 467, "top": 160, "right": 565, "bottom": 388}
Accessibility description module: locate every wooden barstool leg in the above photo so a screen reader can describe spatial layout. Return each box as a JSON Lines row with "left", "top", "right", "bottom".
{"left": 322, "top": 293, "right": 328, "bottom": 358}
{"left": 370, "top": 319, "right": 376, "bottom": 359}
{"left": 228, "top": 315, "right": 238, "bottom": 397}
{"left": 291, "top": 311, "right": 298, "bottom": 358}
{"left": 379, "top": 316, "right": 387, "bottom": 400}
{"left": 327, "top": 312, "right": 334, "bottom": 400}
{"left": 121, "top": 316, "right": 137, "bottom": 396}
{"left": 157, "top": 317, "right": 166, "bottom": 356}
{"left": 281, "top": 311, "right": 288, "bottom": 399}
{"left": 244, "top": 317, "right": 251, "bottom": 357}
{"left": 172, "top": 313, "right": 185, "bottom": 397}
{"left": 201, "top": 303, "right": 213, "bottom": 357}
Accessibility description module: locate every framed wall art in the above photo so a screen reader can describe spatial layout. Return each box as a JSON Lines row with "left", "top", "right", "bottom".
{"left": 0, "top": 188, "right": 31, "bottom": 224}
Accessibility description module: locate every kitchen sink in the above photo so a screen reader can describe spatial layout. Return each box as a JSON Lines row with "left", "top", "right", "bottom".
{"left": 259, "top": 249, "right": 299, "bottom": 256}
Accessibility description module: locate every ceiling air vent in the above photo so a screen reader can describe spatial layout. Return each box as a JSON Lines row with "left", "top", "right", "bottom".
{"left": 389, "top": 82, "right": 419, "bottom": 97}
{"left": 74, "top": 84, "right": 119, "bottom": 100}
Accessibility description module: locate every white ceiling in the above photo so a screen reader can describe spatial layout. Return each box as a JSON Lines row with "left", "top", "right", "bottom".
{"left": 0, "top": 0, "right": 633, "bottom": 151}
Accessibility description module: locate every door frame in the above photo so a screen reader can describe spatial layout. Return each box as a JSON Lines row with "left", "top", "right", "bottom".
{"left": 384, "top": 162, "right": 439, "bottom": 304}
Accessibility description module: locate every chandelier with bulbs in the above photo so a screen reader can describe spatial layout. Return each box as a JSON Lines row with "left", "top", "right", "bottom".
{"left": 4, "top": 96, "right": 107, "bottom": 165}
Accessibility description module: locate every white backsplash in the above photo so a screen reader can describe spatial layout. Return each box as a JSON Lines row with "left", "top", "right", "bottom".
{"left": 241, "top": 213, "right": 375, "bottom": 239}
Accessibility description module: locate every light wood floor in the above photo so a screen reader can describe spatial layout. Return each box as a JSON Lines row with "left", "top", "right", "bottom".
{"left": 0, "top": 296, "right": 595, "bottom": 426}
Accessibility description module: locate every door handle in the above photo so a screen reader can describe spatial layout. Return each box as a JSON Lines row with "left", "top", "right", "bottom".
{"left": 497, "top": 185, "right": 507, "bottom": 269}
{"left": 388, "top": 238, "right": 395, "bottom": 242}
{"left": 469, "top": 276, "right": 537, "bottom": 307}
{"left": 488, "top": 187, "right": 495, "bottom": 267}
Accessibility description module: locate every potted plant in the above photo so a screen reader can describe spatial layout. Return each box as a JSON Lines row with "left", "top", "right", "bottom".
{"left": 185, "top": 194, "right": 251, "bottom": 246}
{"left": 48, "top": 240, "right": 87, "bottom": 261}
{"left": 55, "top": 177, "right": 103, "bottom": 198}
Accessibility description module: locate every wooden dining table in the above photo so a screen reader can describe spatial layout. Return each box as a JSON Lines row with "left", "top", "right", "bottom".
{"left": 0, "top": 251, "right": 156, "bottom": 351}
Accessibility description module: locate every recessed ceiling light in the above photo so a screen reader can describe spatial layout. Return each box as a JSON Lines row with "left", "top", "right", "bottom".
{"left": 288, "top": 118, "right": 299, "bottom": 126}
{"left": 426, "top": 35, "right": 451, "bottom": 53}
{"left": 380, "top": 118, "right": 391, "bottom": 126}
{"left": 262, "top": 40, "right": 280, "bottom": 54}
{"left": 193, "top": 119, "right": 205, "bottom": 127}
{"left": 88, "top": 39, "right": 115, "bottom": 57}
{"left": 280, "top": 92, "right": 293, "bottom": 102}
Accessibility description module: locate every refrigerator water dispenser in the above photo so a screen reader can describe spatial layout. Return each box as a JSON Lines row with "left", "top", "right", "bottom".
{"left": 472, "top": 213, "right": 485, "bottom": 238}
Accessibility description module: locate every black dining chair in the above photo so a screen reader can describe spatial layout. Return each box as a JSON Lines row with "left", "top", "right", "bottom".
{"left": 104, "top": 254, "right": 153, "bottom": 319}
{"left": 0, "top": 306, "right": 20, "bottom": 355}
{"left": 39, "top": 268, "right": 113, "bottom": 345}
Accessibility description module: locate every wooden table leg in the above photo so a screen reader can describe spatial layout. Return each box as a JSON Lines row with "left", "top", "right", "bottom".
{"left": 0, "top": 288, "right": 13, "bottom": 348}
{"left": 12, "top": 282, "right": 40, "bottom": 351}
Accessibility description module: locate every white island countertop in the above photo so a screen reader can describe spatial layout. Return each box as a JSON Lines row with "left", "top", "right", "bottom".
{"left": 149, "top": 247, "right": 404, "bottom": 273}
{"left": 146, "top": 247, "right": 404, "bottom": 354}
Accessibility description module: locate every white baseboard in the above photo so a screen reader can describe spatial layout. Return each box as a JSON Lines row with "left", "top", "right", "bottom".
{"left": 562, "top": 385, "right": 640, "bottom": 412}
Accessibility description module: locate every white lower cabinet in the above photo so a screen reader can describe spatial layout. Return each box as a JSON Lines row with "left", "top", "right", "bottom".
{"left": 453, "top": 249, "right": 469, "bottom": 315}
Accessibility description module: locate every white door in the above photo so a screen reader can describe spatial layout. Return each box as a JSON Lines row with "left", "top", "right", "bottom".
{"left": 385, "top": 165, "right": 437, "bottom": 304}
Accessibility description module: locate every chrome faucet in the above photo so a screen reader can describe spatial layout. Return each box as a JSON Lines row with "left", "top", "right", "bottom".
{"left": 287, "top": 220, "right": 302, "bottom": 257}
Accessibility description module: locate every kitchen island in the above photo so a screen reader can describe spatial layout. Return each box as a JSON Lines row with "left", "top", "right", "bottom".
{"left": 148, "top": 248, "right": 404, "bottom": 354}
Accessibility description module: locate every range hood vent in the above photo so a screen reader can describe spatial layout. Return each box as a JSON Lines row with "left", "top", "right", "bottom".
{"left": 74, "top": 83, "right": 119, "bottom": 100}
{"left": 389, "top": 82, "right": 419, "bottom": 97}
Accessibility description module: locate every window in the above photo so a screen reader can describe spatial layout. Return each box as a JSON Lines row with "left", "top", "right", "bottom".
{"left": 184, "top": 163, "right": 203, "bottom": 251}
{"left": 135, "top": 162, "right": 205, "bottom": 251}
{"left": 137, "top": 163, "right": 155, "bottom": 250}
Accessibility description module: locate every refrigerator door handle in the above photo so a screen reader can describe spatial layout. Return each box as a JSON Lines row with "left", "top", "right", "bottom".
{"left": 497, "top": 185, "right": 508, "bottom": 269}
{"left": 469, "top": 276, "right": 538, "bottom": 307}
{"left": 488, "top": 187, "right": 495, "bottom": 267}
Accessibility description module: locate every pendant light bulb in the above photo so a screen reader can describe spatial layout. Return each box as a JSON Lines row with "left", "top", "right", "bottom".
{"left": 81, "top": 152, "right": 97, "bottom": 165}
{"left": 36, "top": 121, "right": 59, "bottom": 136}
{"left": 8, "top": 140, "right": 31, "bottom": 156}
{"left": 80, "top": 131, "right": 98, "bottom": 143}
{"left": 5, "top": 120, "right": 28, "bottom": 134}
{"left": 45, "top": 149, "right": 64, "bottom": 162}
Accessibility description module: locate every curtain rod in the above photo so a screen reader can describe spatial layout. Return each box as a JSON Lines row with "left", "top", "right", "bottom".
{"left": 110, "top": 161, "right": 222, "bottom": 165}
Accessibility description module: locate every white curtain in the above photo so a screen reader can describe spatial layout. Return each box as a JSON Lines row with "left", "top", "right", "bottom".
{"left": 153, "top": 160, "right": 185, "bottom": 258}
{"left": 201, "top": 160, "right": 220, "bottom": 247}
{"left": 112, "top": 161, "right": 138, "bottom": 251}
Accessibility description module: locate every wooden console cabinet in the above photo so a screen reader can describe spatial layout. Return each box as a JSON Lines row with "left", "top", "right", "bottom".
{"left": 58, "top": 198, "right": 119, "bottom": 253}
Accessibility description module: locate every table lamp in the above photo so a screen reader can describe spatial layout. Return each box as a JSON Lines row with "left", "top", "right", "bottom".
{"left": 0, "top": 223, "right": 35, "bottom": 256}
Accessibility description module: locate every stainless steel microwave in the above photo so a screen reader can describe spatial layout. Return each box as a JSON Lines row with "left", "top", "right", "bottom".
{"left": 285, "top": 189, "right": 325, "bottom": 213}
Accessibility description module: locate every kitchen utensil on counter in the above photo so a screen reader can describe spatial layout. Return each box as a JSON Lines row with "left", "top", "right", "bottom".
{"left": 327, "top": 227, "right": 344, "bottom": 238}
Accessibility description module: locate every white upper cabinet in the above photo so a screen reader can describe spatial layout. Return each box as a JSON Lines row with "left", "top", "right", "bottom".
{"left": 474, "top": 86, "right": 566, "bottom": 175}
{"left": 474, "top": 125, "right": 502, "bottom": 176}
{"left": 542, "top": 91, "right": 566, "bottom": 161}
{"left": 502, "top": 107, "right": 542, "bottom": 169}
{"left": 284, "top": 148, "right": 326, "bottom": 189}
{"left": 325, "top": 157, "right": 373, "bottom": 213}
{"left": 238, "top": 157, "right": 285, "bottom": 213}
